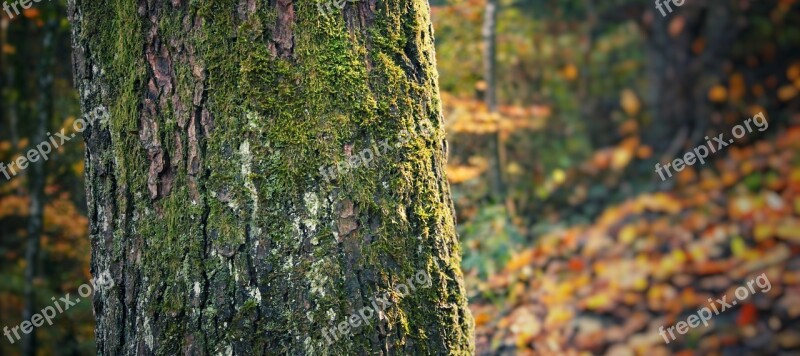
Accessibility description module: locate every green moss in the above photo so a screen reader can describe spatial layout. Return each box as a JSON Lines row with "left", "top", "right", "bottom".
{"left": 79, "top": 0, "right": 471, "bottom": 353}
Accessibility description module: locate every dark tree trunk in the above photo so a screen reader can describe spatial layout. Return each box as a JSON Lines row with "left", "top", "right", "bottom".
{"left": 68, "top": 0, "right": 473, "bottom": 355}
{"left": 643, "top": 1, "right": 740, "bottom": 156}
{"left": 21, "top": 18, "right": 55, "bottom": 356}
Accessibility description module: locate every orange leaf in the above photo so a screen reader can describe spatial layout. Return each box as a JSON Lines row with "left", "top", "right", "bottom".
{"left": 778, "top": 85, "right": 798, "bottom": 102}
{"left": 568, "top": 257, "right": 584, "bottom": 272}
{"left": 620, "top": 89, "right": 641, "bottom": 116}
{"left": 709, "top": 85, "right": 728, "bottom": 102}
{"left": 22, "top": 8, "right": 40, "bottom": 19}
{"left": 737, "top": 303, "right": 757, "bottom": 326}
{"left": 669, "top": 16, "right": 685, "bottom": 37}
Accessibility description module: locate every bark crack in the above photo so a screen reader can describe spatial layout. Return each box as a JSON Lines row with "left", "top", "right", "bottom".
{"left": 269, "top": 0, "right": 295, "bottom": 59}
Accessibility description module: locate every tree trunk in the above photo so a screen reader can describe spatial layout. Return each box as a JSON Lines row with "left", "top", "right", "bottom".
{"left": 643, "top": 1, "right": 739, "bottom": 155}
{"left": 482, "top": 0, "right": 505, "bottom": 203}
{"left": 22, "top": 18, "right": 56, "bottom": 356}
{"left": 68, "top": 0, "right": 473, "bottom": 355}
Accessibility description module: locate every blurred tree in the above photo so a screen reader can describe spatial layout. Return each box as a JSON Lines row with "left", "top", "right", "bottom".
{"left": 483, "top": 0, "right": 507, "bottom": 204}
{"left": 21, "top": 17, "right": 56, "bottom": 356}
{"left": 1, "top": 2, "right": 96, "bottom": 355}
{"left": 641, "top": 1, "right": 741, "bottom": 156}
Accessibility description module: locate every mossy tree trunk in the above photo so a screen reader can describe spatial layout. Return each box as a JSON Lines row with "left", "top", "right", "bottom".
{"left": 68, "top": 0, "right": 473, "bottom": 355}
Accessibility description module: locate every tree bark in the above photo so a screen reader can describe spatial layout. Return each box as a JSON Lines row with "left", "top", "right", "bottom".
{"left": 68, "top": 0, "right": 473, "bottom": 355}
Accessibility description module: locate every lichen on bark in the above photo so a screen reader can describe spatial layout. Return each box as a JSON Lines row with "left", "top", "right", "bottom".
{"left": 69, "top": 0, "right": 474, "bottom": 354}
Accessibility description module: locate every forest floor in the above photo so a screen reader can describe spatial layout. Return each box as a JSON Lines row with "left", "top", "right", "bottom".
{"left": 469, "top": 127, "right": 800, "bottom": 355}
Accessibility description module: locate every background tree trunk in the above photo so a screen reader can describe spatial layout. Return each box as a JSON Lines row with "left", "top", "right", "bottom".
{"left": 482, "top": 0, "right": 506, "bottom": 204}
{"left": 643, "top": 1, "right": 739, "bottom": 156}
{"left": 22, "top": 18, "right": 56, "bottom": 356}
{"left": 68, "top": 0, "right": 473, "bottom": 355}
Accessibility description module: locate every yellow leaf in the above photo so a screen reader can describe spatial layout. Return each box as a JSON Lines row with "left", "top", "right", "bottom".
{"left": 688, "top": 244, "right": 706, "bottom": 264}
{"left": 754, "top": 224, "right": 775, "bottom": 242}
{"left": 776, "top": 220, "right": 800, "bottom": 242}
{"left": 619, "top": 225, "right": 637, "bottom": 244}
{"left": 672, "top": 249, "right": 687, "bottom": 264}
{"left": 506, "top": 162, "right": 522, "bottom": 176}
{"left": 778, "top": 85, "right": 798, "bottom": 102}
{"left": 620, "top": 89, "right": 641, "bottom": 116}
{"left": 545, "top": 307, "right": 574, "bottom": 328}
{"left": 633, "top": 276, "right": 648, "bottom": 291}
{"left": 552, "top": 169, "right": 566, "bottom": 185}
{"left": 611, "top": 148, "right": 633, "bottom": 170}
{"left": 562, "top": 64, "right": 579, "bottom": 81}
{"left": 504, "top": 249, "right": 535, "bottom": 273}
{"left": 585, "top": 293, "right": 613, "bottom": 310}
{"left": 731, "top": 236, "right": 747, "bottom": 257}
{"left": 708, "top": 85, "right": 728, "bottom": 102}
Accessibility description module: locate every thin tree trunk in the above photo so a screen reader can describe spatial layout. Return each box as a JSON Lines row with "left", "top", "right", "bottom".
{"left": 22, "top": 18, "right": 56, "bottom": 356}
{"left": 482, "top": 0, "right": 497, "bottom": 113}
{"left": 579, "top": 3, "right": 616, "bottom": 149}
{"left": 69, "top": 0, "right": 473, "bottom": 355}
{"left": 483, "top": 0, "right": 505, "bottom": 203}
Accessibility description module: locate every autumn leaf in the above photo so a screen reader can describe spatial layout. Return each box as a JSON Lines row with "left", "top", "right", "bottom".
{"left": 561, "top": 64, "right": 578, "bottom": 81}
{"left": 778, "top": 85, "right": 797, "bottom": 101}
{"left": 737, "top": 303, "right": 757, "bottom": 326}
{"left": 620, "top": 89, "right": 641, "bottom": 116}
{"left": 22, "top": 8, "right": 40, "bottom": 19}
{"left": 708, "top": 85, "right": 728, "bottom": 102}
{"left": 669, "top": 16, "right": 685, "bottom": 37}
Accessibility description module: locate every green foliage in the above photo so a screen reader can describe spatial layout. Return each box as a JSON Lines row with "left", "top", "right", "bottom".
{"left": 459, "top": 205, "right": 522, "bottom": 279}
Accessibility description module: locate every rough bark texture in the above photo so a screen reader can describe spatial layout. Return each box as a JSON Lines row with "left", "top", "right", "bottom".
{"left": 68, "top": 0, "right": 473, "bottom": 355}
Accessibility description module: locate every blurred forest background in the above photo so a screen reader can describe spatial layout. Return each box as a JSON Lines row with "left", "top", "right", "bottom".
{"left": 1, "top": 0, "right": 800, "bottom": 355}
